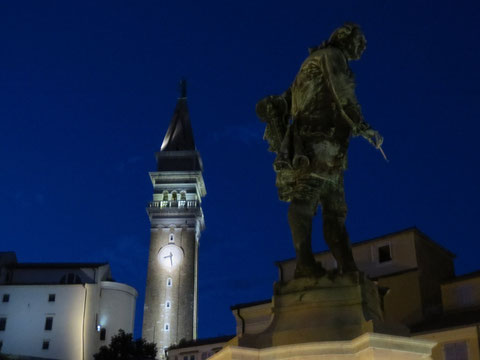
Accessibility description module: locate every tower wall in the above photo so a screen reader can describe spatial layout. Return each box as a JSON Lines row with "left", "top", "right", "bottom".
{"left": 143, "top": 223, "right": 198, "bottom": 350}
{"left": 142, "top": 170, "right": 205, "bottom": 358}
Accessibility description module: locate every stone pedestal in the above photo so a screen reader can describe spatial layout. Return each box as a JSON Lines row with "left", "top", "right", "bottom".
{"left": 238, "top": 272, "right": 408, "bottom": 349}
{"left": 213, "top": 333, "right": 435, "bottom": 360}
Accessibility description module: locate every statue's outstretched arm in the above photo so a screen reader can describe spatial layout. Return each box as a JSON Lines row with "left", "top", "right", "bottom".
{"left": 321, "top": 51, "right": 383, "bottom": 149}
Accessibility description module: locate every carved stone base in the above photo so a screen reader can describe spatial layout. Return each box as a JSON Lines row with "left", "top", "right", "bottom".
{"left": 238, "top": 272, "right": 408, "bottom": 349}
{"left": 214, "top": 333, "right": 435, "bottom": 360}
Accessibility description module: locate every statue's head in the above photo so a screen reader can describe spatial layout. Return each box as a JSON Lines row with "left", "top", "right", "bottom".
{"left": 329, "top": 23, "right": 366, "bottom": 60}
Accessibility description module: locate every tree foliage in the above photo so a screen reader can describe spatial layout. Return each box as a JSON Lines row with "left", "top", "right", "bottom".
{"left": 93, "top": 329, "right": 157, "bottom": 360}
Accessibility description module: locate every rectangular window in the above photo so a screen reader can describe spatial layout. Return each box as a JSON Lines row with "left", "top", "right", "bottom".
{"left": 378, "top": 244, "right": 392, "bottom": 263}
{"left": 42, "top": 340, "right": 50, "bottom": 350}
{"left": 190, "top": 355, "right": 195, "bottom": 360}
{"left": 0, "top": 317, "right": 6, "bottom": 331}
{"left": 444, "top": 341, "right": 468, "bottom": 360}
{"left": 2, "top": 294, "right": 9, "bottom": 303}
{"left": 48, "top": 294, "right": 56, "bottom": 302}
{"left": 0, "top": 340, "right": 3, "bottom": 351}
{"left": 45, "top": 317, "right": 53, "bottom": 331}
{"left": 100, "top": 328, "right": 106, "bottom": 341}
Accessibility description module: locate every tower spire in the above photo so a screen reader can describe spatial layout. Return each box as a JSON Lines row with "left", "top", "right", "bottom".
{"left": 160, "top": 79, "right": 195, "bottom": 152}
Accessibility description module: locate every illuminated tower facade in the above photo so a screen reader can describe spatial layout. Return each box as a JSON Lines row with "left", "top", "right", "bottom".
{"left": 142, "top": 84, "right": 206, "bottom": 357}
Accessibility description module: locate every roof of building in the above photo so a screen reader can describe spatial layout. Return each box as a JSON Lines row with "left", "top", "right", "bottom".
{"left": 276, "top": 227, "right": 455, "bottom": 264}
{"left": 167, "top": 335, "right": 235, "bottom": 351}
{"left": 442, "top": 269, "right": 480, "bottom": 285}
{"left": 160, "top": 96, "right": 195, "bottom": 152}
{"left": 410, "top": 307, "right": 480, "bottom": 333}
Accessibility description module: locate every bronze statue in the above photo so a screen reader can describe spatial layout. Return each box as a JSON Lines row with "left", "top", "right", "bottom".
{"left": 257, "top": 23, "right": 383, "bottom": 278}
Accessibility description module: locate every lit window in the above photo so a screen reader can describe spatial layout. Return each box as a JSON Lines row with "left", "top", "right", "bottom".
{"left": 444, "top": 341, "right": 468, "bottom": 360}
{"left": 163, "top": 191, "right": 169, "bottom": 201}
{"left": 169, "top": 234, "right": 175, "bottom": 243}
{"left": 378, "top": 244, "right": 392, "bottom": 263}
{"left": 2, "top": 294, "right": 9, "bottom": 303}
{"left": 45, "top": 317, "right": 53, "bottom": 331}
{"left": 167, "top": 278, "right": 172, "bottom": 287}
{"left": 48, "top": 294, "right": 55, "bottom": 302}
{"left": 0, "top": 318, "right": 6, "bottom": 331}
{"left": 180, "top": 191, "right": 186, "bottom": 201}
{"left": 164, "top": 323, "right": 169, "bottom": 331}
{"left": 171, "top": 191, "right": 177, "bottom": 201}
{"left": 100, "top": 328, "right": 106, "bottom": 341}
{"left": 42, "top": 340, "right": 50, "bottom": 350}
{"left": 166, "top": 301, "right": 171, "bottom": 309}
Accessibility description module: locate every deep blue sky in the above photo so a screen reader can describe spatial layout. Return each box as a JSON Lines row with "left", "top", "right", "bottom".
{"left": 1, "top": 1, "right": 479, "bottom": 339}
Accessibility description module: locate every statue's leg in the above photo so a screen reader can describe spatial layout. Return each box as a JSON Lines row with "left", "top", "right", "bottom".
{"left": 321, "top": 183, "right": 358, "bottom": 273}
{"left": 288, "top": 198, "right": 325, "bottom": 278}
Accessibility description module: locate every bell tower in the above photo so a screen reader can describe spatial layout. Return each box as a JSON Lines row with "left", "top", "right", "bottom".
{"left": 142, "top": 81, "right": 206, "bottom": 357}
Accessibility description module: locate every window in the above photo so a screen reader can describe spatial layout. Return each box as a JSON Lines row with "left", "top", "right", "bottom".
{"left": 184, "top": 356, "right": 188, "bottom": 360}
{"left": 456, "top": 284, "right": 475, "bottom": 307}
{"left": 60, "top": 273, "right": 81, "bottom": 284}
{"left": 166, "top": 301, "right": 171, "bottom": 309}
{"left": 444, "top": 341, "right": 468, "bottom": 360}
{"left": 163, "top": 190, "right": 169, "bottom": 201}
{"left": 378, "top": 244, "right": 392, "bottom": 263}
{"left": 0, "top": 317, "right": 6, "bottom": 331}
{"left": 167, "top": 278, "right": 172, "bottom": 287}
{"left": 171, "top": 191, "right": 177, "bottom": 201}
{"left": 48, "top": 294, "right": 56, "bottom": 302}
{"left": 180, "top": 191, "right": 187, "bottom": 201}
{"left": 45, "top": 317, "right": 53, "bottom": 331}
{"left": 0, "top": 340, "right": 3, "bottom": 352}
{"left": 169, "top": 234, "right": 175, "bottom": 243}
{"left": 100, "top": 328, "right": 106, "bottom": 341}
{"left": 190, "top": 356, "right": 195, "bottom": 360}
{"left": 42, "top": 340, "right": 50, "bottom": 350}
{"left": 164, "top": 323, "right": 169, "bottom": 331}
{"left": 2, "top": 294, "right": 9, "bottom": 303}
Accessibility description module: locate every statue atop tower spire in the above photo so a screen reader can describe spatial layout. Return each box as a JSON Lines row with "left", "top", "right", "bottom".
{"left": 179, "top": 78, "right": 187, "bottom": 98}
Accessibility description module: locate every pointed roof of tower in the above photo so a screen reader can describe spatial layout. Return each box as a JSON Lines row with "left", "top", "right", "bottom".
{"left": 160, "top": 80, "right": 196, "bottom": 152}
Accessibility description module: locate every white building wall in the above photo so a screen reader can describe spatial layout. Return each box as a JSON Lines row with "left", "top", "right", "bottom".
{"left": 0, "top": 284, "right": 86, "bottom": 359}
{"left": 98, "top": 281, "right": 137, "bottom": 342}
{"left": 0, "top": 281, "right": 137, "bottom": 360}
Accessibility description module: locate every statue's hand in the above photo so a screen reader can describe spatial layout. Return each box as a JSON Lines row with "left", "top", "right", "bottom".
{"left": 363, "top": 129, "right": 383, "bottom": 149}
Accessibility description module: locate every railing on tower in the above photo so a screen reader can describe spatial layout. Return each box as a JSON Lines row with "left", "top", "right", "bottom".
{"left": 147, "top": 200, "right": 198, "bottom": 209}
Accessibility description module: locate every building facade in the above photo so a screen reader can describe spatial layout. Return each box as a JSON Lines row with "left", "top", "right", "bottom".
{"left": 0, "top": 252, "right": 137, "bottom": 360}
{"left": 142, "top": 90, "right": 206, "bottom": 357}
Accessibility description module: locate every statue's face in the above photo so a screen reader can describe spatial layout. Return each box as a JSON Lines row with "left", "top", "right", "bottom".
{"left": 345, "top": 31, "right": 366, "bottom": 61}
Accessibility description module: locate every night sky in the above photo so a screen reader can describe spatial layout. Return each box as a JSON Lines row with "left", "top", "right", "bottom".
{"left": 1, "top": 1, "right": 479, "bottom": 340}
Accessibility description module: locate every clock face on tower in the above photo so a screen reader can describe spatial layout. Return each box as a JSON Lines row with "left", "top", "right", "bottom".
{"left": 158, "top": 244, "right": 184, "bottom": 270}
